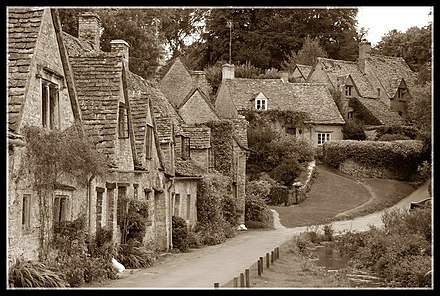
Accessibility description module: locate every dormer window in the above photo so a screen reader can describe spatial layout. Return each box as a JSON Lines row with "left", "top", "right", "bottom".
{"left": 345, "top": 85, "right": 353, "bottom": 97}
{"left": 255, "top": 92, "right": 267, "bottom": 110}
{"left": 397, "top": 88, "right": 406, "bottom": 101}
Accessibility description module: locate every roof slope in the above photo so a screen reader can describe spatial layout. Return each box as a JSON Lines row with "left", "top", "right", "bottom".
{"left": 182, "top": 125, "right": 211, "bottom": 149}
{"left": 366, "top": 54, "right": 417, "bottom": 98}
{"left": 69, "top": 53, "right": 123, "bottom": 162}
{"left": 296, "top": 64, "right": 313, "bottom": 79}
{"left": 175, "top": 159, "right": 206, "bottom": 177}
{"left": 317, "top": 57, "right": 378, "bottom": 99}
{"left": 356, "top": 97, "right": 405, "bottom": 126}
{"left": 7, "top": 8, "right": 45, "bottom": 132}
{"left": 224, "top": 78, "right": 345, "bottom": 125}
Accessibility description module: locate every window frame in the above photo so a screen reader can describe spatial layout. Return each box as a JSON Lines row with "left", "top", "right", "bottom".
{"left": 255, "top": 93, "right": 267, "bottom": 110}
{"left": 317, "top": 132, "right": 332, "bottom": 145}
{"left": 345, "top": 85, "right": 353, "bottom": 97}
{"left": 53, "top": 194, "right": 69, "bottom": 224}
{"left": 22, "top": 194, "right": 31, "bottom": 231}
{"left": 41, "top": 79, "right": 60, "bottom": 129}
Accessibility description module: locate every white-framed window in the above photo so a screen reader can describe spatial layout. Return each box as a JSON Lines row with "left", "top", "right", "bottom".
{"left": 317, "top": 132, "right": 332, "bottom": 145}
{"left": 255, "top": 93, "right": 267, "bottom": 110}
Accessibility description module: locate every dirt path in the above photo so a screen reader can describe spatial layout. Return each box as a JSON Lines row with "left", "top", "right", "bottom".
{"left": 87, "top": 181, "right": 429, "bottom": 289}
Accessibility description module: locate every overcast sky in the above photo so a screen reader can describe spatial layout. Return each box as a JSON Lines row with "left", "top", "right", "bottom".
{"left": 356, "top": 6, "right": 433, "bottom": 46}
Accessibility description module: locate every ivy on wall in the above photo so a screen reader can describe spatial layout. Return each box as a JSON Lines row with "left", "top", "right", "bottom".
{"left": 240, "top": 110, "right": 310, "bottom": 128}
{"left": 23, "top": 123, "right": 108, "bottom": 260}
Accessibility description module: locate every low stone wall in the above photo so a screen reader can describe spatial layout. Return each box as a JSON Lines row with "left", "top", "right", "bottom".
{"left": 339, "top": 159, "right": 410, "bottom": 180}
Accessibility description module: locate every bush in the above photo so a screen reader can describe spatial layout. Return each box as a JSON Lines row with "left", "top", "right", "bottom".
{"left": 342, "top": 120, "right": 366, "bottom": 140}
{"left": 116, "top": 240, "right": 156, "bottom": 269}
{"left": 8, "top": 258, "right": 68, "bottom": 288}
{"left": 378, "top": 133, "right": 411, "bottom": 141}
{"left": 172, "top": 216, "right": 189, "bottom": 252}
{"left": 266, "top": 184, "right": 289, "bottom": 206}
{"left": 335, "top": 208, "right": 432, "bottom": 287}
{"left": 375, "top": 125, "right": 419, "bottom": 140}
{"left": 245, "top": 195, "right": 273, "bottom": 228}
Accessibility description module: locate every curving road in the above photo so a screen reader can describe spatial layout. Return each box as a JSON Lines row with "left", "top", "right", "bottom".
{"left": 88, "top": 181, "right": 429, "bottom": 289}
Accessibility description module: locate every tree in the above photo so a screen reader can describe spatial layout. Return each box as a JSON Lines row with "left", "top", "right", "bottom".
{"left": 202, "top": 8, "right": 360, "bottom": 69}
{"left": 281, "top": 36, "right": 328, "bottom": 71}
{"left": 374, "top": 24, "right": 432, "bottom": 75}
{"left": 406, "top": 82, "right": 432, "bottom": 137}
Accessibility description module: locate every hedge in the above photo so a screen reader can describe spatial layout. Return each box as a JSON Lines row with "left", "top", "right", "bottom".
{"left": 323, "top": 140, "right": 425, "bottom": 172}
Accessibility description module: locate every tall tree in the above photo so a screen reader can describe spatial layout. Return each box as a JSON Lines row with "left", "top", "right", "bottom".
{"left": 374, "top": 24, "right": 432, "bottom": 74}
{"left": 158, "top": 8, "right": 209, "bottom": 59}
{"left": 281, "top": 36, "right": 328, "bottom": 71}
{"left": 202, "top": 8, "right": 360, "bottom": 69}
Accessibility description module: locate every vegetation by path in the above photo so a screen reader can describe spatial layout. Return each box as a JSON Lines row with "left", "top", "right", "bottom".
{"left": 272, "top": 164, "right": 416, "bottom": 228}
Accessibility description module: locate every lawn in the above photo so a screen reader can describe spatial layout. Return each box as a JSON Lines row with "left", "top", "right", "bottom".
{"left": 272, "top": 164, "right": 416, "bottom": 228}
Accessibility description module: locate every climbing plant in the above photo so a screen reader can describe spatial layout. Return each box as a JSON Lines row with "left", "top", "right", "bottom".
{"left": 23, "top": 123, "right": 108, "bottom": 260}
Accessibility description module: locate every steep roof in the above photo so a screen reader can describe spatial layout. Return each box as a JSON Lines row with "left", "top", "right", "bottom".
{"left": 366, "top": 54, "right": 417, "bottom": 98}
{"left": 69, "top": 53, "right": 124, "bottom": 163}
{"left": 316, "top": 57, "right": 378, "bottom": 99}
{"left": 175, "top": 159, "right": 206, "bottom": 177}
{"left": 7, "top": 8, "right": 45, "bottom": 132}
{"left": 223, "top": 78, "right": 345, "bottom": 125}
{"left": 296, "top": 64, "right": 313, "bottom": 80}
{"left": 355, "top": 97, "right": 406, "bottom": 126}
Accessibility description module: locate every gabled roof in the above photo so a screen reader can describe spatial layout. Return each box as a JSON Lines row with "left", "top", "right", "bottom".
{"left": 69, "top": 53, "right": 124, "bottom": 163}
{"left": 177, "top": 87, "right": 220, "bottom": 119}
{"left": 7, "top": 8, "right": 45, "bottom": 132}
{"left": 366, "top": 54, "right": 417, "bottom": 98}
{"left": 316, "top": 57, "right": 378, "bottom": 99}
{"left": 355, "top": 97, "right": 406, "bottom": 126}
{"left": 223, "top": 78, "right": 345, "bottom": 125}
{"left": 295, "top": 64, "right": 313, "bottom": 80}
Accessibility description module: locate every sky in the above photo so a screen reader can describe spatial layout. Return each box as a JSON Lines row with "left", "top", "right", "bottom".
{"left": 356, "top": 6, "right": 433, "bottom": 46}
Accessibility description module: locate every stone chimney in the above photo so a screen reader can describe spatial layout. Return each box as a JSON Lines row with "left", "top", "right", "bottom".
{"left": 222, "top": 64, "right": 235, "bottom": 80}
{"left": 358, "top": 39, "right": 371, "bottom": 73}
{"left": 110, "top": 39, "right": 130, "bottom": 66}
{"left": 191, "top": 70, "right": 206, "bottom": 88}
{"left": 280, "top": 71, "right": 289, "bottom": 83}
{"left": 78, "top": 12, "right": 101, "bottom": 51}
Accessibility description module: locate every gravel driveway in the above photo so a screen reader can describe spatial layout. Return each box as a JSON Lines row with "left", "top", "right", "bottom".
{"left": 86, "top": 181, "right": 429, "bottom": 289}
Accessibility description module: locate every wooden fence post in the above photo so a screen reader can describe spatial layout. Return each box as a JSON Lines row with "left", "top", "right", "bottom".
{"left": 257, "top": 258, "right": 262, "bottom": 276}
{"left": 259, "top": 256, "right": 264, "bottom": 274}
{"left": 233, "top": 277, "right": 238, "bottom": 287}
{"left": 266, "top": 252, "right": 270, "bottom": 268}
{"left": 271, "top": 250, "right": 274, "bottom": 264}
{"left": 240, "top": 272, "right": 245, "bottom": 287}
{"left": 245, "top": 268, "right": 250, "bottom": 287}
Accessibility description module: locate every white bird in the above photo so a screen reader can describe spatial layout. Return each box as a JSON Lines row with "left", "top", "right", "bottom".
{"left": 111, "top": 258, "right": 125, "bottom": 273}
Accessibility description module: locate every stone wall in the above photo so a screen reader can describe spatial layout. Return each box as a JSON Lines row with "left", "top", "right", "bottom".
{"left": 173, "top": 179, "right": 198, "bottom": 229}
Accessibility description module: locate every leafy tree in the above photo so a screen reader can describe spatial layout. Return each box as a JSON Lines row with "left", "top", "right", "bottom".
{"left": 158, "top": 8, "right": 209, "bottom": 59}
{"left": 374, "top": 24, "right": 432, "bottom": 75}
{"left": 342, "top": 120, "right": 366, "bottom": 140}
{"left": 202, "top": 8, "right": 360, "bottom": 69}
{"left": 406, "top": 82, "right": 432, "bottom": 137}
{"left": 281, "top": 36, "right": 328, "bottom": 71}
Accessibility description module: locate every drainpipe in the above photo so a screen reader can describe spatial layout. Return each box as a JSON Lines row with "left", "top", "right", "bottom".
{"left": 87, "top": 174, "right": 95, "bottom": 240}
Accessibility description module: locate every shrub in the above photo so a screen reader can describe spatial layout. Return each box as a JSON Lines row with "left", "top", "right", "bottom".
{"left": 116, "top": 240, "right": 156, "bottom": 269}
{"left": 222, "top": 195, "right": 241, "bottom": 228}
{"left": 266, "top": 184, "right": 290, "bottom": 206}
{"left": 172, "top": 216, "right": 189, "bottom": 252}
{"left": 195, "top": 221, "right": 227, "bottom": 246}
{"left": 342, "top": 120, "right": 366, "bottom": 140}
{"left": 245, "top": 195, "right": 273, "bottom": 228}
{"left": 378, "top": 133, "right": 410, "bottom": 141}
{"left": 375, "top": 125, "right": 419, "bottom": 140}
{"left": 8, "top": 258, "right": 68, "bottom": 288}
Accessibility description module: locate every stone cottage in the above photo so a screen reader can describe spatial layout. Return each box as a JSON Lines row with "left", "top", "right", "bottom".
{"left": 7, "top": 7, "right": 93, "bottom": 261}
{"left": 215, "top": 64, "right": 345, "bottom": 148}
{"left": 307, "top": 40, "right": 415, "bottom": 127}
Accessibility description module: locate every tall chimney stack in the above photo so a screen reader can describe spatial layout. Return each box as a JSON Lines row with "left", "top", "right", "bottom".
{"left": 78, "top": 12, "right": 101, "bottom": 51}
{"left": 222, "top": 64, "right": 235, "bottom": 80}
{"left": 110, "top": 39, "right": 130, "bottom": 66}
{"left": 358, "top": 39, "right": 371, "bottom": 73}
